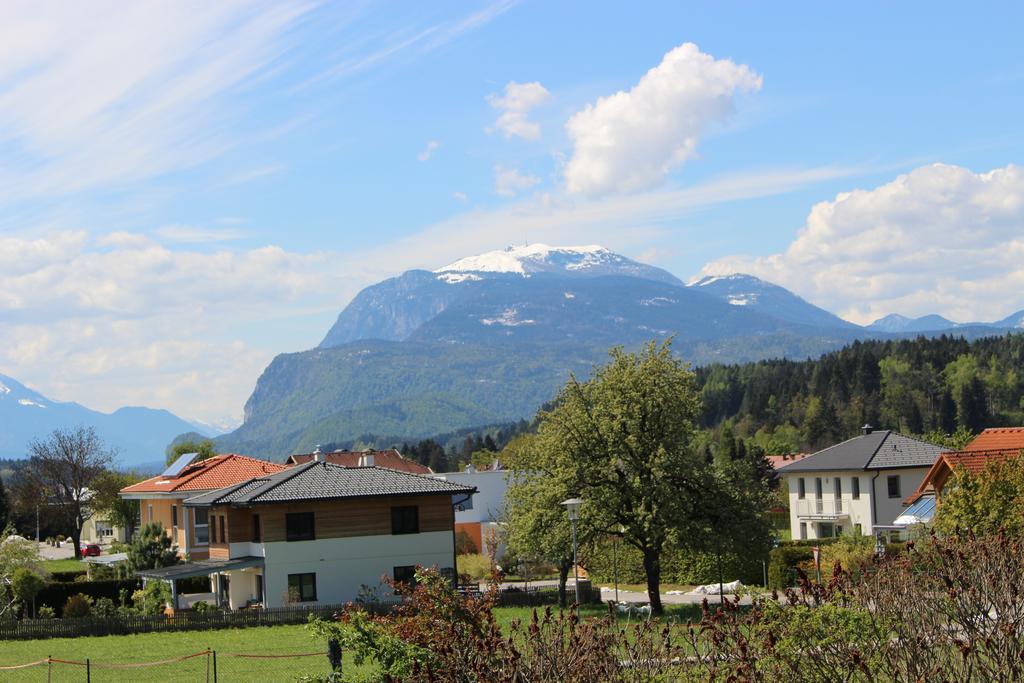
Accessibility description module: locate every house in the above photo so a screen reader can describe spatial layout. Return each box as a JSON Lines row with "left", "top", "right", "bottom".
{"left": 136, "top": 456, "right": 476, "bottom": 610}
{"left": 119, "top": 454, "right": 287, "bottom": 559}
{"left": 905, "top": 427, "right": 1024, "bottom": 504}
{"left": 432, "top": 462, "right": 509, "bottom": 556}
{"left": 80, "top": 515, "right": 128, "bottom": 545}
{"left": 766, "top": 453, "right": 809, "bottom": 471}
{"left": 779, "top": 425, "right": 943, "bottom": 540}
{"left": 284, "top": 447, "right": 432, "bottom": 474}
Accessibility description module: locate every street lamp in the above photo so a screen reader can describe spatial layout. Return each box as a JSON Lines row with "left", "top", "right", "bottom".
{"left": 561, "top": 498, "right": 583, "bottom": 609}
{"left": 613, "top": 525, "right": 625, "bottom": 603}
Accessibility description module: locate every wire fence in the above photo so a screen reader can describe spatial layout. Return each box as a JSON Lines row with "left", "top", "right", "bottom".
{"left": 0, "top": 648, "right": 333, "bottom": 681}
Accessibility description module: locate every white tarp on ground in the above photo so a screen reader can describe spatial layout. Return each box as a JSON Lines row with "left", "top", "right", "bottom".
{"left": 688, "top": 580, "right": 743, "bottom": 595}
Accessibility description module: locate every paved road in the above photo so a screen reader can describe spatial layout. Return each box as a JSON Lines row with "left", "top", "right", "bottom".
{"left": 37, "top": 542, "right": 75, "bottom": 560}
{"left": 496, "top": 579, "right": 752, "bottom": 606}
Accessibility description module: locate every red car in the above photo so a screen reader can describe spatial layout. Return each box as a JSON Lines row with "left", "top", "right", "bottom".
{"left": 83, "top": 544, "right": 101, "bottom": 557}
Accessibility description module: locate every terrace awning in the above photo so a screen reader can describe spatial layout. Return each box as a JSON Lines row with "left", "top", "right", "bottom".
{"left": 894, "top": 495, "right": 936, "bottom": 527}
{"left": 136, "top": 556, "right": 263, "bottom": 580}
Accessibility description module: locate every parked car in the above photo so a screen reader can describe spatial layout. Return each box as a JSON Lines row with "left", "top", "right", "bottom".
{"left": 83, "top": 543, "right": 101, "bottom": 557}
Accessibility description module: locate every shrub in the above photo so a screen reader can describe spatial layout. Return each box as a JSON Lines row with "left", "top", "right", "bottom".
{"left": 37, "top": 579, "right": 140, "bottom": 615}
{"left": 192, "top": 600, "right": 216, "bottom": 613}
{"left": 10, "top": 567, "right": 46, "bottom": 618}
{"left": 457, "top": 553, "right": 493, "bottom": 581}
{"left": 767, "top": 545, "right": 812, "bottom": 589}
{"left": 37, "top": 605, "right": 56, "bottom": 619}
{"left": 63, "top": 593, "right": 93, "bottom": 618}
{"left": 132, "top": 580, "right": 172, "bottom": 615}
{"left": 92, "top": 597, "right": 118, "bottom": 618}
{"left": 455, "top": 529, "right": 477, "bottom": 555}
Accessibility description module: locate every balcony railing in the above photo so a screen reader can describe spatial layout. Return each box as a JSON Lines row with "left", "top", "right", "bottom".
{"left": 796, "top": 499, "right": 847, "bottom": 518}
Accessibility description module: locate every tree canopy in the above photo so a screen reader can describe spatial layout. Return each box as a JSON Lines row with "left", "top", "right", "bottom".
{"left": 934, "top": 455, "right": 1024, "bottom": 536}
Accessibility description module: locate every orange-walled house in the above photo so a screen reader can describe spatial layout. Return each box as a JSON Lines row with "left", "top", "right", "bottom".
{"left": 906, "top": 428, "right": 1024, "bottom": 506}
{"left": 119, "top": 454, "right": 286, "bottom": 559}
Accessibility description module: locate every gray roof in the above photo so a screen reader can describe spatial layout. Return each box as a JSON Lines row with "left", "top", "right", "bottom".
{"left": 781, "top": 430, "right": 943, "bottom": 473}
{"left": 137, "top": 556, "right": 263, "bottom": 580}
{"left": 184, "top": 461, "right": 476, "bottom": 507}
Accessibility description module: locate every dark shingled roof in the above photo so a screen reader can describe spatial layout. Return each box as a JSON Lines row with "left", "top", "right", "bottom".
{"left": 184, "top": 460, "right": 476, "bottom": 507}
{"left": 780, "top": 430, "right": 943, "bottom": 473}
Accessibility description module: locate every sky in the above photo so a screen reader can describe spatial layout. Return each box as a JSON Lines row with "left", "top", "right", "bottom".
{"left": 1, "top": 1, "right": 1023, "bottom": 427}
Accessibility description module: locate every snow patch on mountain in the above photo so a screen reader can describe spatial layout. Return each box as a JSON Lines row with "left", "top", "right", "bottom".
{"left": 640, "top": 297, "right": 676, "bottom": 306}
{"left": 436, "top": 272, "right": 482, "bottom": 284}
{"left": 481, "top": 307, "right": 536, "bottom": 327}
{"left": 18, "top": 398, "right": 45, "bottom": 408}
{"left": 438, "top": 244, "right": 612, "bottom": 276}
{"left": 0, "top": 381, "right": 9, "bottom": 395}
{"left": 728, "top": 295, "right": 755, "bottom": 306}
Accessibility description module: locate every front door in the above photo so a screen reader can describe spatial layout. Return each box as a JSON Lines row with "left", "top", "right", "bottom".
{"left": 219, "top": 574, "right": 230, "bottom": 608}
{"left": 255, "top": 574, "right": 264, "bottom": 605}
{"left": 818, "top": 522, "right": 834, "bottom": 538}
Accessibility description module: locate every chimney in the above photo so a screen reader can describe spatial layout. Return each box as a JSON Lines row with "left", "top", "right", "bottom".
{"left": 359, "top": 453, "right": 375, "bottom": 467}
{"left": 862, "top": 424, "right": 874, "bottom": 435}
{"left": 313, "top": 445, "right": 324, "bottom": 463}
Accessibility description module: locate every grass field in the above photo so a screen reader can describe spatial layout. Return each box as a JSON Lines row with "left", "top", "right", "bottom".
{"left": 0, "top": 605, "right": 704, "bottom": 681}
{"left": 41, "top": 559, "right": 88, "bottom": 573}
{"left": 0, "top": 624, "right": 352, "bottom": 682}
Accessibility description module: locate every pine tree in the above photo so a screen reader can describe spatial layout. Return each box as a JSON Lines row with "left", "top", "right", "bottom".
{"left": 0, "top": 475, "right": 8, "bottom": 531}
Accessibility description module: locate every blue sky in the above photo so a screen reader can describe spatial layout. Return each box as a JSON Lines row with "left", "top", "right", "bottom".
{"left": 1, "top": 1, "right": 1023, "bottom": 424}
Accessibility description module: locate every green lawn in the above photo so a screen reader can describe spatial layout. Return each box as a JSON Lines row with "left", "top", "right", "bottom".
{"left": 41, "top": 558, "right": 87, "bottom": 573}
{"left": 0, "top": 605, "right": 703, "bottom": 681}
{"left": 0, "top": 624, "right": 357, "bottom": 682}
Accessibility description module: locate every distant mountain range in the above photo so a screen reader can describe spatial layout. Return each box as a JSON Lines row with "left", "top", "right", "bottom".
{"left": 0, "top": 373, "right": 213, "bottom": 470}
{"left": 214, "top": 244, "right": 1024, "bottom": 458}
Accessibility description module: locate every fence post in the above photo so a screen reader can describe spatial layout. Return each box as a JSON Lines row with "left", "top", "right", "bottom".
{"left": 86, "top": 658, "right": 91, "bottom": 682}
{"left": 212, "top": 649, "right": 218, "bottom": 683}
{"left": 47, "top": 656, "right": 51, "bottom": 683}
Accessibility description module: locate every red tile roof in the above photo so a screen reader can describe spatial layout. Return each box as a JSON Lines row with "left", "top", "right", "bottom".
{"left": 961, "top": 428, "right": 1024, "bottom": 452}
{"left": 120, "top": 454, "right": 287, "bottom": 495}
{"left": 285, "top": 449, "right": 432, "bottom": 475}
{"left": 766, "top": 453, "right": 809, "bottom": 470}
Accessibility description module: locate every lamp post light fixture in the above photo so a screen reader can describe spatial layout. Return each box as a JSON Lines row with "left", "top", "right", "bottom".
{"left": 561, "top": 498, "right": 583, "bottom": 610}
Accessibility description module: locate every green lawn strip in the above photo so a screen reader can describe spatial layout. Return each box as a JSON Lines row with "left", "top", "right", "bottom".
{"left": 40, "top": 558, "right": 88, "bottom": 573}
{"left": 0, "top": 624, "right": 376, "bottom": 682}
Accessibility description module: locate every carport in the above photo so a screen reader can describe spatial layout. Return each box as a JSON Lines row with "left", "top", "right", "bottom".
{"left": 137, "top": 556, "right": 264, "bottom": 610}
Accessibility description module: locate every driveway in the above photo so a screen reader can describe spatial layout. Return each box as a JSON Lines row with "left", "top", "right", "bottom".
{"left": 496, "top": 579, "right": 753, "bottom": 606}
{"left": 37, "top": 542, "right": 75, "bottom": 560}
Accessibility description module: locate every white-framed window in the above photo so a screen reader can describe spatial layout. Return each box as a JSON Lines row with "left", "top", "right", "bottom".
{"left": 887, "top": 475, "right": 901, "bottom": 499}
{"left": 147, "top": 505, "right": 153, "bottom": 523}
{"left": 96, "top": 520, "right": 114, "bottom": 538}
{"left": 193, "top": 506, "right": 210, "bottom": 545}
{"left": 799, "top": 522, "right": 807, "bottom": 540}
{"left": 851, "top": 476, "right": 860, "bottom": 499}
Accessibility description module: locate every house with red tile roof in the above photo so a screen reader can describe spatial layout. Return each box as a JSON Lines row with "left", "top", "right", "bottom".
{"left": 766, "top": 453, "right": 809, "bottom": 471}
{"left": 906, "top": 428, "right": 1024, "bottom": 505}
{"left": 120, "top": 454, "right": 286, "bottom": 560}
{"left": 284, "top": 448, "right": 432, "bottom": 475}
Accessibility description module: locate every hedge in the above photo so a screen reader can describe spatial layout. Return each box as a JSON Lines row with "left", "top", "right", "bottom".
{"left": 584, "top": 539, "right": 770, "bottom": 587}
{"left": 49, "top": 570, "right": 88, "bottom": 583}
{"left": 36, "top": 579, "right": 141, "bottom": 617}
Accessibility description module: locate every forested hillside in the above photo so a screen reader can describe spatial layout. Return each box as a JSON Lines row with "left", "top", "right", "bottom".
{"left": 698, "top": 334, "right": 1024, "bottom": 454}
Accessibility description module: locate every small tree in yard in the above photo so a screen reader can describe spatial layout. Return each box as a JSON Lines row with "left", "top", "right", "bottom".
{"left": 24, "top": 427, "right": 114, "bottom": 558}
{"left": 933, "top": 454, "right": 1024, "bottom": 536}
{"left": 127, "top": 522, "right": 178, "bottom": 572}
{"left": 11, "top": 566, "right": 46, "bottom": 618}
{"left": 91, "top": 470, "right": 142, "bottom": 540}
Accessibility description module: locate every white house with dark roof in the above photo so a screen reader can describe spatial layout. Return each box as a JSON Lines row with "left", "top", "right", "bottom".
{"left": 779, "top": 426, "right": 943, "bottom": 541}
{"left": 137, "top": 456, "right": 476, "bottom": 610}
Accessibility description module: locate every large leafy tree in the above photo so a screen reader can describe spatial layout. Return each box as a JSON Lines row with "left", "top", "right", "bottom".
{"left": 533, "top": 340, "right": 733, "bottom": 615}
{"left": 24, "top": 427, "right": 114, "bottom": 558}
{"left": 165, "top": 437, "right": 217, "bottom": 466}
{"left": 91, "top": 470, "right": 143, "bottom": 540}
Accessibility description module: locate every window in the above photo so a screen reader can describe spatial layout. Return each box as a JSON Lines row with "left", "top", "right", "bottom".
{"left": 887, "top": 475, "right": 901, "bottom": 499}
{"left": 797, "top": 478, "right": 806, "bottom": 499}
{"left": 252, "top": 514, "right": 262, "bottom": 543}
{"left": 286, "top": 512, "right": 315, "bottom": 542}
{"left": 835, "top": 478, "right": 842, "bottom": 498}
{"left": 96, "top": 521, "right": 114, "bottom": 537}
{"left": 855, "top": 523, "right": 863, "bottom": 536}
{"left": 799, "top": 522, "right": 807, "bottom": 540}
{"left": 391, "top": 506, "right": 420, "bottom": 535}
{"left": 393, "top": 565, "right": 417, "bottom": 586}
{"left": 147, "top": 505, "right": 153, "bottom": 523}
{"left": 194, "top": 507, "right": 209, "bottom": 545}
{"left": 218, "top": 515, "right": 226, "bottom": 543}
{"left": 287, "top": 573, "right": 317, "bottom": 603}
{"left": 814, "top": 478, "right": 823, "bottom": 499}
{"left": 171, "top": 505, "right": 178, "bottom": 528}
{"left": 851, "top": 477, "right": 860, "bottom": 500}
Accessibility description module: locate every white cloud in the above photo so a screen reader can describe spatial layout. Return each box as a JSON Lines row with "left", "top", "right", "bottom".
{"left": 487, "top": 81, "right": 550, "bottom": 140}
{"left": 0, "top": 1, "right": 312, "bottom": 202}
{"left": 699, "top": 163, "right": 1024, "bottom": 324}
{"left": 564, "top": 43, "right": 762, "bottom": 196}
{"left": 417, "top": 140, "right": 441, "bottom": 161}
{"left": 452, "top": 191, "right": 469, "bottom": 202}
{"left": 494, "top": 166, "right": 541, "bottom": 196}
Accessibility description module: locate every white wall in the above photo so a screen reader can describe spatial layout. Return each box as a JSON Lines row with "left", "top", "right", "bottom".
{"left": 260, "top": 530, "right": 455, "bottom": 608}
{"left": 784, "top": 467, "right": 930, "bottom": 540}
{"left": 433, "top": 471, "right": 510, "bottom": 523}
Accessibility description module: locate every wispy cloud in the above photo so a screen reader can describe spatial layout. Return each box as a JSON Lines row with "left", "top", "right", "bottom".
{"left": 417, "top": 140, "right": 441, "bottom": 162}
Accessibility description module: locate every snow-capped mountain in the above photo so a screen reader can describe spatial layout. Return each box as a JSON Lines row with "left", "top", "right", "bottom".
{"left": 688, "top": 273, "right": 858, "bottom": 330}
{"left": 0, "top": 372, "right": 211, "bottom": 467}
{"left": 435, "top": 244, "right": 682, "bottom": 285}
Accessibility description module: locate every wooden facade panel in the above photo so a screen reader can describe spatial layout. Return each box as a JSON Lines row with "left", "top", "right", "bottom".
{"left": 218, "top": 495, "right": 454, "bottom": 543}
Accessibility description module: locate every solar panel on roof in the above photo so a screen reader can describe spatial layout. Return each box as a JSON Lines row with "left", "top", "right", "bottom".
{"left": 161, "top": 452, "right": 199, "bottom": 478}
